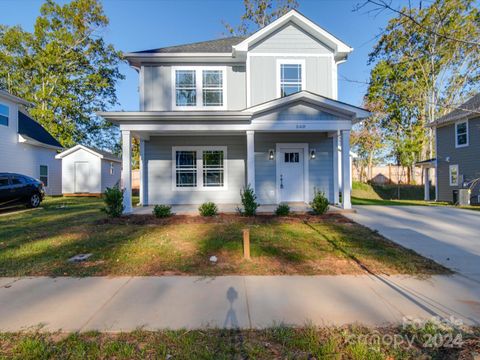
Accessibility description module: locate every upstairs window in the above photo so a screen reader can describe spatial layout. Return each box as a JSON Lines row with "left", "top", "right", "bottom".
{"left": 455, "top": 121, "right": 468, "bottom": 148}
{"left": 173, "top": 67, "right": 226, "bottom": 109}
{"left": 0, "top": 103, "right": 9, "bottom": 126}
{"left": 278, "top": 60, "right": 304, "bottom": 98}
{"left": 175, "top": 70, "right": 196, "bottom": 107}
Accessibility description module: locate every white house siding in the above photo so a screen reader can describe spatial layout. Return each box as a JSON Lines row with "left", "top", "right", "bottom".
{"left": 145, "top": 135, "right": 246, "bottom": 205}
{"left": 101, "top": 158, "right": 121, "bottom": 190}
{"left": 254, "top": 133, "right": 333, "bottom": 204}
{"left": 0, "top": 96, "right": 61, "bottom": 195}
{"left": 60, "top": 149, "right": 101, "bottom": 194}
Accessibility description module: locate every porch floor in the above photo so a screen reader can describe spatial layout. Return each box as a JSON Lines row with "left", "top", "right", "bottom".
{"left": 132, "top": 203, "right": 352, "bottom": 215}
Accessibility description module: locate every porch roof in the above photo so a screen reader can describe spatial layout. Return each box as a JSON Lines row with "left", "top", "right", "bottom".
{"left": 99, "top": 91, "right": 370, "bottom": 125}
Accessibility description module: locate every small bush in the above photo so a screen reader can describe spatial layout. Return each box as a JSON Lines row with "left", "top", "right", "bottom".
{"left": 310, "top": 190, "right": 329, "bottom": 215}
{"left": 199, "top": 202, "right": 218, "bottom": 216}
{"left": 275, "top": 203, "right": 290, "bottom": 216}
{"left": 102, "top": 186, "right": 124, "bottom": 217}
{"left": 153, "top": 204, "right": 172, "bottom": 218}
{"left": 238, "top": 184, "right": 259, "bottom": 216}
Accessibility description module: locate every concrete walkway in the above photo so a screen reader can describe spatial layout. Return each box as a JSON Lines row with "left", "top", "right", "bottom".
{"left": 345, "top": 206, "right": 480, "bottom": 281}
{"left": 1, "top": 274, "right": 479, "bottom": 331}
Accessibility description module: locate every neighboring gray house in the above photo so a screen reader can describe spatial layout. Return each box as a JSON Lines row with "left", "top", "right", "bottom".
{"left": 99, "top": 10, "right": 370, "bottom": 213}
{"left": 55, "top": 145, "right": 121, "bottom": 195}
{"left": 432, "top": 93, "right": 480, "bottom": 204}
{"left": 0, "top": 90, "right": 63, "bottom": 195}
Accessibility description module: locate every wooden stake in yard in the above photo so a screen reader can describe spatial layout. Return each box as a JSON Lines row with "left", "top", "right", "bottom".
{"left": 243, "top": 228, "right": 251, "bottom": 260}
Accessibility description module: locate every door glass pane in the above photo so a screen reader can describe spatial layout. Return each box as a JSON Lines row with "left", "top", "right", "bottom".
{"left": 284, "top": 152, "right": 300, "bottom": 163}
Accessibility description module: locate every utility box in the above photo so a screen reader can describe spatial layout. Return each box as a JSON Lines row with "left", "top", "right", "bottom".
{"left": 458, "top": 189, "right": 471, "bottom": 206}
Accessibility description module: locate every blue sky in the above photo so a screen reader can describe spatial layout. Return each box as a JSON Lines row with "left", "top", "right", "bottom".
{"left": 0, "top": 0, "right": 397, "bottom": 110}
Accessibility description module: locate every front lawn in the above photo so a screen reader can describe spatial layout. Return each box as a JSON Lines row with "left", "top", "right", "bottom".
{"left": 1, "top": 326, "right": 478, "bottom": 359}
{"left": 0, "top": 197, "right": 449, "bottom": 276}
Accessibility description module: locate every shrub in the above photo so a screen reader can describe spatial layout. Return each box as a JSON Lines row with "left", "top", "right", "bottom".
{"left": 153, "top": 204, "right": 172, "bottom": 218}
{"left": 310, "top": 190, "right": 329, "bottom": 215}
{"left": 238, "top": 184, "right": 259, "bottom": 216}
{"left": 199, "top": 202, "right": 218, "bottom": 216}
{"left": 102, "top": 186, "right": 124, "bottom": 217}
{"left": 275, "top": 203, "right": 290, "bottom": 216}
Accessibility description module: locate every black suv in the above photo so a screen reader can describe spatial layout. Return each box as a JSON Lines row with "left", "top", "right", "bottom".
{"left": 0, "top": 173, "right": 45, "bottom": 209}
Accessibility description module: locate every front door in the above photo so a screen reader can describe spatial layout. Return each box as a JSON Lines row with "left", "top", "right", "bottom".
{"left": 278, "top": 147, "right": 304, "bottom": 202}
{"left": 74, "top": 161, "right": 90, "bottom": 193}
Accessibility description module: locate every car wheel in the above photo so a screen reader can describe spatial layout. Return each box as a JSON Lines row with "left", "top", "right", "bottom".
{"left": 28, "top": 193, "right": 41, "bottom": 208}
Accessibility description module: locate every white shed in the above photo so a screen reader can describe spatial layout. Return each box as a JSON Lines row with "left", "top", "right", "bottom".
{"left": 55, "top": 145, "right": 121, "bottom": 195}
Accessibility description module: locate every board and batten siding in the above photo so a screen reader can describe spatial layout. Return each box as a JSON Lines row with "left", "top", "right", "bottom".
{"left": 101, "top": 159, "right": 121, "bottom": 191}
{"left": 144, "top": 136, "right": 246, "bottom": 205}
{"left": 254, "top": 133, "right": 333, "bottom": 204}
{"left": 436, "top": 117, "right": 480, "bottom": 202}
{"left": 61, "top": 149, "right": 102, "bottom": 194}
{"left": 142, "top": 64, "right": 246, "bottom": 111}
{"left": 0, "top": 96, "right": 62, "bottom": 195}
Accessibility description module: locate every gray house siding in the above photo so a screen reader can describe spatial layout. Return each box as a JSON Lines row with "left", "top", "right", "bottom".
{"left": 145, "top": 135, "right": 246, "bottom": 205}
{"left": 436, "top": 117, "right": 480, "bottom": 202}
{"left": 142, "top": 64, "right": 246, "bottom": 111}
{"left": 254, "top": 133, "right": 333, "bottom": 204}
{"left": 250, "top": 22, "right": 333, "bottom": 54}
{"left": 249, "top": 56, "right": 333, "bottom": 107}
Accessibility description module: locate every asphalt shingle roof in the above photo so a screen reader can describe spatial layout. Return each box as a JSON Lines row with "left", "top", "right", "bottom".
{"left": 81, "top": 145, "right": 121, "bottom": 162}
{"left": 131, "top": 36, "right": 247, "bottom": 54}
{"left": 435, "top": 93, "right": 480, "bottom": 126}
{"left": 18, "top": 111, "right": 62, "bottom": 148}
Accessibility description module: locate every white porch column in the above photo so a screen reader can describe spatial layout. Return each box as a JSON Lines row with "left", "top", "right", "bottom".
{"left": 341, "top": 130, "right": 351, "bottom": 209}
{"left": 332, "top": 133, "right": 339, "bottom": 205}
{"left": 246, "top": 130, "right": 255, "bottom": 191}
{"left": 121, "top": 130, "right": 132, "bottom": 214}
{"left": 139, "top": 139, "right": 145, "bottom": 205}
{"left": 424, "top": 168, "right": 430, "bottom": 201}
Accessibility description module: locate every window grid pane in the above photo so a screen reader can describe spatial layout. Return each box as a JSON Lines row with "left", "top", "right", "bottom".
{"left": 203, "top": 70, "right": 223, "bottom": 106}
{"left": 203, "top": 150, "right": 224, "bottom": 187}
{"left": 456, "top": 122, "right": 467, "bottom": 145}
{"left": 176, "top": 151, "right": 197, "bottom": 187}
{"left": 280, "top": 64, "right": 302, "bottom": 98}
{"left": 176, "top": 70, "right": 196, "bottom": 106}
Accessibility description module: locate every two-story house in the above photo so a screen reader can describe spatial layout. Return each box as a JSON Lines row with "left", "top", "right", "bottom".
{"left": 432, "top": 93, "right": 480, "bottom": 204}
{"left": 100, "top": 10, "right": 370, "bottom": 213}
{"left": 0, "top": 90, "right": 63, "bottom": 195}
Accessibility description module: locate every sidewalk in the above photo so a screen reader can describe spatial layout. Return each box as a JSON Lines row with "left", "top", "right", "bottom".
{"left": 1, "top": 274, "right": 479, "bottom": 332}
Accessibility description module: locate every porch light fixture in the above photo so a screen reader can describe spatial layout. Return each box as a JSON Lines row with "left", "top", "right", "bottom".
{"left": 268, "top": 149, "right": 275, "bottom": 160}
{"left": 310, "top": 148, "right": 316, "bottom": 159}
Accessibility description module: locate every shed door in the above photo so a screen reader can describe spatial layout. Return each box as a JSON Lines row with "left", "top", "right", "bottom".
{"left": 74, "top": 161, "right": 90, "bottom": 193}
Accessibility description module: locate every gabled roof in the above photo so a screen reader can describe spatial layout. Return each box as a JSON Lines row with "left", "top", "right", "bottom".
{"left": 432, "top": 93, "right": 480, "bottom": 127}
{"left": 0, "top": 89, "right": 31, "bottom": 107}
{"left": 246, "top": 91, "right": 370, "bottom": 121}
{"left": 18, "top": 111, "right": 63, "bottom": 149}
{"left": 55, "top": 144, "right": 121, "bottom": 162}
{"left": 233, "top": 10, "right": 352, "bottom": 60}
{"left": 131, "top": 36, "right": 246, "bottom": 54}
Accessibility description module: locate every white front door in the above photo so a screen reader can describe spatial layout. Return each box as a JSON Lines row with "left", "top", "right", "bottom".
{"left": 74, "top": 161, "right": 90, "bottom": 193}
{"left": 278, "top": 147, "right": 304, "bottom": 202}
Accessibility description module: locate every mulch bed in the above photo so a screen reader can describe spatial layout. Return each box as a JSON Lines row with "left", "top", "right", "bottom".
{"left": 97, "top": 213, "right": 354, "bottom": 226}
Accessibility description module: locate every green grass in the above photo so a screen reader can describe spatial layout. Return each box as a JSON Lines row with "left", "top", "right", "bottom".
{"left": 0, "top": 326, "right": 477, "bottom": 359}
{"left": 0, "top": 196, "right": 449, "bottom": 276}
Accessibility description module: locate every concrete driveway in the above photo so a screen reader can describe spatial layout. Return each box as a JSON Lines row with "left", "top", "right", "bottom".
{"left": 345, "top": 206, "right": 480, "bottom": 280}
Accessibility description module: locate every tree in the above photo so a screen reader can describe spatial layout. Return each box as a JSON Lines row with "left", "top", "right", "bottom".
{"left": 0, "top": 0, "right": 124, "bottom": 149}
{"left": 364, "top": 0, "right": 480, "bottom": 160}
{"left": 223, "top": 0, "right": 298, "bottom": 35}
{"left": 351, "top": 100, "right": 385, "bottom": 182}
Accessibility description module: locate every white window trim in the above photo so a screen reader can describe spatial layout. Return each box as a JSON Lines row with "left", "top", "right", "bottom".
{"left": 0, "top": 102, "right": 9, "bottom": 127}
{"left": 171, "top": 146, "right": 228, "bottom": 191}
{"left": 171, "top": 66, "right": 227, "bottom": 110}
{"left": 449, "top": 164, "right": 459, "bottom": 186}
{"left": 39, "top": 165, "right": 48, "bottom": 187}
{"left": 455, "top": 120, "right": 469, "bottom": 148}
{"left": 276, "top": 59, "right": 306, "bottom": 98}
